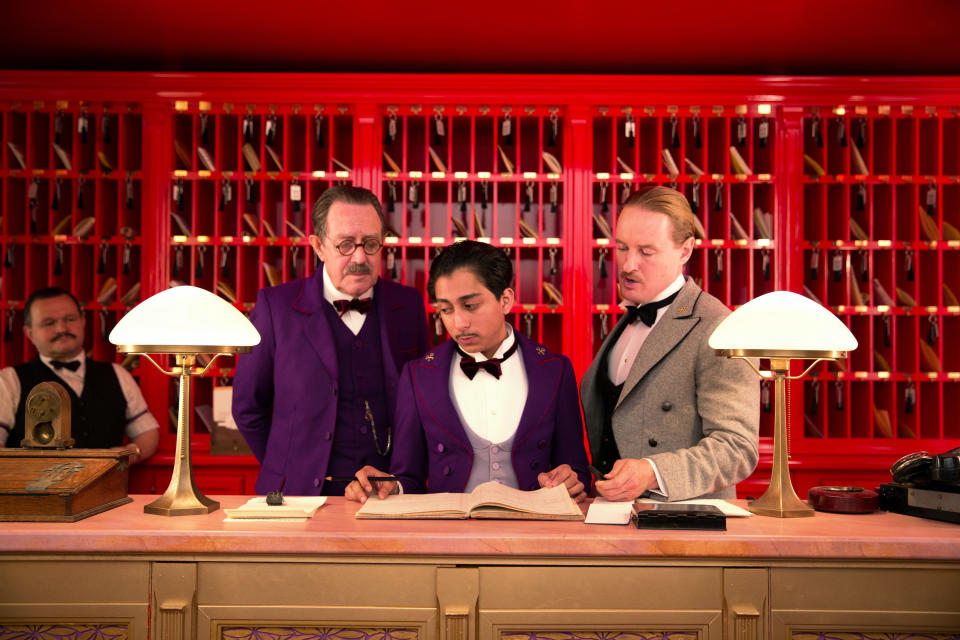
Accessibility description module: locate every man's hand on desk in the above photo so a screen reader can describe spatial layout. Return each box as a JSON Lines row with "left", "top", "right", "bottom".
{"left": 594, "top": 458, "right": 656, "bottom": 502}
{"left": 345, "top": 465, "right": 398, "bottom": 503}
{"left": 538, "top": 464, "right": 587, "bottom": 504}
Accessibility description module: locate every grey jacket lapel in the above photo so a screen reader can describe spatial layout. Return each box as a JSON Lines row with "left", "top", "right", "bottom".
{"left": 616, "top": 279, "right": 701, "bottom": 410}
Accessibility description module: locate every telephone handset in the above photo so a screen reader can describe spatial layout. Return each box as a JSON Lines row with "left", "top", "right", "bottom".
{"left": 890, "top": 447, "right": 960, "bottom": 487}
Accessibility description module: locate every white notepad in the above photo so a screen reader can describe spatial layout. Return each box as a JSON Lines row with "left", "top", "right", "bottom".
{"left": 223, "top": 496, "right": 327, "bottom": 521}
{"left": 584, "top": 498, "right": 634, "bottom": 525}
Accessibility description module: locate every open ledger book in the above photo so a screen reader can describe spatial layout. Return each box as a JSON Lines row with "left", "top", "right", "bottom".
{"left": 355, "top": 481, "right": 584, "bottom": 520}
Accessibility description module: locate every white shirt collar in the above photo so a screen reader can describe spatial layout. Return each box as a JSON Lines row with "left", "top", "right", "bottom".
{"left": 322, "top": 265, "right": 375, "bottom": 305}
{"left": 620, "top": 274, "right": 686, "bottom": 309}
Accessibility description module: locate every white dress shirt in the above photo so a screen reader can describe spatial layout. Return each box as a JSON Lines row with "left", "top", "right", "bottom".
{"left": 0, "top": 353, "right": 159, "bottom": 446}
{"left": 322, "top": 268, "right": 375, "bottom": 335}
{"left": 607, "top": 273, "right": 686, "bottom": 497}
{"left": 450, "top": 325, "right": 528, "bottom": 445}
{"left": 608, "top": 274, "right": 686, "bottom": 385}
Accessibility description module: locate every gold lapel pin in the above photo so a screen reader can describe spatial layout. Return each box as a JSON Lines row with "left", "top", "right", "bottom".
{"left": 425, "top": 353, "right": 435, "bottom": 362}
{"left": 536, "top": 346, "right": 546, "bottom": 356}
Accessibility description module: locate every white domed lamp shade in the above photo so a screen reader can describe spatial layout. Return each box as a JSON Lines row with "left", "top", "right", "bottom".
{"left": 710, "top": 291, "right": 857, "bottom": 358}
{"left": 110, "top": 285, "right": 260, "bottom": 354}
{"left": 110, "top": 286, "right": 260, "bottom": 517}
{"left": 709, "top": 291, "right": 858, "bottom": 519}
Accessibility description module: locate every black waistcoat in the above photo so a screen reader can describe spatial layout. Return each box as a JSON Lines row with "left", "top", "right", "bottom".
{"left": 321, "top": 301, "right": 390, "bottom": 495}
{"left": 10, "top": 358, "right": 127, "bottom": 448}
{"left": 595, "top": 320, "right": 632, "bottom": 474}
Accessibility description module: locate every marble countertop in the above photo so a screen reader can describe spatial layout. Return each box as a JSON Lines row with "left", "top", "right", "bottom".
{"left": 1, "top": 495, "right": 958, "bottom": 561}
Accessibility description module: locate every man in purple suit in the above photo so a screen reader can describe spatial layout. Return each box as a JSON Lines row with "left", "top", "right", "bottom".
{"left": 232, "top": 185, "right": 429, "bottom": 496}
{"left": 346, "top": 240, "right": 589, "bottom": 503}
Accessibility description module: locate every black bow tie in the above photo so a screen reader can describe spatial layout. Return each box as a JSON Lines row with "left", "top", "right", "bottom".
{"left": 624, "top": 290, "right": 680, "bottom": 327}
{"left": 49, "top": 360, "right": 81, "bottom": 372}
{"left": 457, "top": 338, "right": 519, "bottom": 380}
{"left": 333, "top": 297, "right": 372, "bottom": 315}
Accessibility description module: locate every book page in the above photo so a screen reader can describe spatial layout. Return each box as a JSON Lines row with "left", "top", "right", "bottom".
{"left": 355, "top": 491, "right": 471, "bottom": 519}
{"left": 467, "top": 481, "right": 582, "bottom": 519}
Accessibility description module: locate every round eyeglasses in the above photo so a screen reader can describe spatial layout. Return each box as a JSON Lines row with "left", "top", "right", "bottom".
{"left": 333, "top": 238, "right": 383, "bottom": 256}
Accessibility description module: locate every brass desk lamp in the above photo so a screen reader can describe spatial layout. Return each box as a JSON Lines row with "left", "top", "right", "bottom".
{"left": 110, "top": 285, "right": 260, "bottom": 516}
{"left": 709, "top": 291, "right": 858, "bottom": 518}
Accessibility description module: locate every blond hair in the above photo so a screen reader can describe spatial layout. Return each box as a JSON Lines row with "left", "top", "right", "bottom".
{"left": 620, "top": 186, "right": 701, "bottom": 244}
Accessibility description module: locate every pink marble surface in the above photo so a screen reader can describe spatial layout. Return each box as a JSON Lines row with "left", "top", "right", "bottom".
{"left": 1, "top": 495, "right": 958, "bottom": 560}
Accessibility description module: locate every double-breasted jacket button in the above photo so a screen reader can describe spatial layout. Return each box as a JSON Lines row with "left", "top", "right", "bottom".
{"left": 661, "top": 401, "right": 673, "bottom": 412}
{"left": 313, "top": 477, "right": 321, "bottom": 487}
{"left": 530, "top": 461, "right": 539, "bottom": 471}
{"left": 648, "top": 438, "right": 658, "bottom": 447}
{"left": 324, "top": 432, "right": 332, "bottom": 441}
{"left": 442, "top": 465, "right": 451, "bottom": 476}
{"left": 537, "top": 439, "right": 547, "bottom": 450}
{"left": 436, "top": 443, "right": 445, "bottom": 453}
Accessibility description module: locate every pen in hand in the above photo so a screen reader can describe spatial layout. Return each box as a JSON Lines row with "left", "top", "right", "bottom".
{"left": 325, "top": 475, "right": 396, "bottom": 483}
{"left": 589, "top": 465, "right": 608, "bottom": 484}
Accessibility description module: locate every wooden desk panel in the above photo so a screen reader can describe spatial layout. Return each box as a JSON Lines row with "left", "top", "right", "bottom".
{"left": 1, "top": 496, "right": 959, "bottom": 640}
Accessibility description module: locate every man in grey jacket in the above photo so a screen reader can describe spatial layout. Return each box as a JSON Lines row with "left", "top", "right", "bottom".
{"left": 581, "top": 186, "right": 759, "bottom": 501}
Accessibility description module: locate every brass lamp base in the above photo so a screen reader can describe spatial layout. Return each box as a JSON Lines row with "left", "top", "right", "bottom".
{"left": 139, "top": 353, "right": 222, "bottom": 517}
{"left": 728, "top": 356, "right": 825, "bottom": 518}
{"left": 144, "top": 490, "right": 219, "bottom": 516}
{"left": 748, "top": 485, "right": 815, "bottom": 518}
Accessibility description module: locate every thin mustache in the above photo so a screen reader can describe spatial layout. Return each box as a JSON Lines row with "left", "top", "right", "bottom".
{"left": 344, "top": 264, "right": 371, "bottom": 275}
{"left": 455, "top": 334, "right": 478, "bottom": 341}
{"left": 52, "top": 332, "right": 77, "bottom": 341}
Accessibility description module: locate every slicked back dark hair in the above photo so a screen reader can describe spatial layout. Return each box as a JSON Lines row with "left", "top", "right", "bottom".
{"left": 427, "top": 240, "right": 513, "bottom": 300}
{"left": 311, "top": 185, "right": 386, "bottom": 239}
{"left": 25, "top": 287, "right": 82, "bottom": 327}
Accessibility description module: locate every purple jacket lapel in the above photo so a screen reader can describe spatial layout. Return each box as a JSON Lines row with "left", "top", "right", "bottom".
{"left": 410, "top": 339, "right": 472, "bottom": 454}
{"left": 374, "top": 280, "right": 402, "bottom": 385}
{"left": 291, "top": 270, "right": 338, "bottom": 382}
{"left": 513, "top": 331, "right": 563, "bottom": 447}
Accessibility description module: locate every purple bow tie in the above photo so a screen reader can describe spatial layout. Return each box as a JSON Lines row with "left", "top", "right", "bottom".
{"left": 457, "top": 338, "right": 519, "bottom": 380}
{"left": 333, "top": 297, "right": 372, "bottom": 315}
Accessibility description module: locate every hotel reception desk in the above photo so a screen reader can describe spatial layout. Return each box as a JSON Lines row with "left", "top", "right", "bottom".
{"left": 1, "top": 496, "right": 958, "bottom": 640}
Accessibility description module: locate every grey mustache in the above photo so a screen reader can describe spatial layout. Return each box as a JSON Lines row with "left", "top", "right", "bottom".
{"left": 345, "top": 264, "right": 371, "bottom": 275}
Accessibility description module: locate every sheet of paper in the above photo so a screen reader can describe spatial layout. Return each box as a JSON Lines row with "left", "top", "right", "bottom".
{"left": 635, "top": 498, "right": 752, "bottom": 517}
{"left": 213, "top": 385, "right": 239, "bottom": 430}
{"left": 585, "top": 498, "right": 634, "bottom": 525}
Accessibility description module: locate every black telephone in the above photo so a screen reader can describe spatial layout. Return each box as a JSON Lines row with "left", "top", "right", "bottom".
{"left": 878, "top": 447, "right": 960, "bottom": 523}
{"left": 890, "top": 447, "right": 960, "bottom": 487}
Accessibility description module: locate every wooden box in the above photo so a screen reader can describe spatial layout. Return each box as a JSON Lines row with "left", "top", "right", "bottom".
{"left": 0, "top": 448, "right": 135, "bottom": 522}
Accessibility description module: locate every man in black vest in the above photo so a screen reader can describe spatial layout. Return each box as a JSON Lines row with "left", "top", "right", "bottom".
{"left": 0, "top": 287, "right": 159, "bottom": 462}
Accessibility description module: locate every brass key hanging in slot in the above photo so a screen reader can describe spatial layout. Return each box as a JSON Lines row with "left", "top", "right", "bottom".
{"left": 220, "top": 245, "right": 231, "bottom": 279}
{"left": 904, "top": 383, "right": 916, "bottom": 415}
{"left": 625, "top": 113, "right": 636, "bottom": 148}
